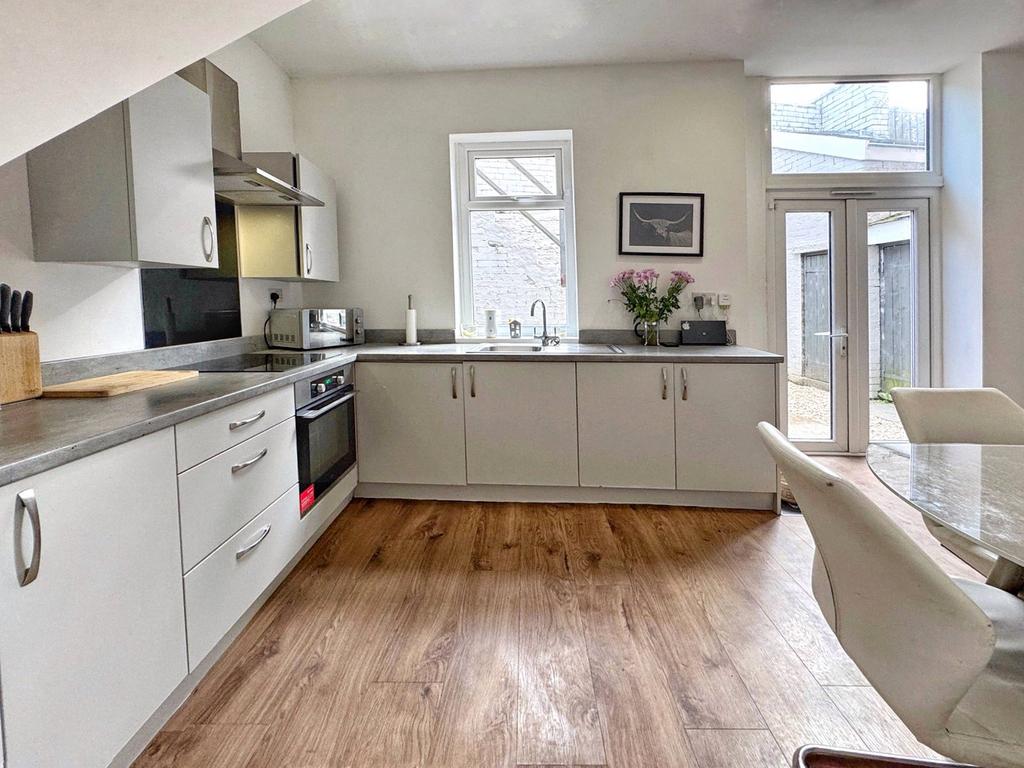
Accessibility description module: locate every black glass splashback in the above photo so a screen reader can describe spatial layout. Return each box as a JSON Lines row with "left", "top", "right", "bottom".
{"left": 141, "top": 268, "right": 241, "bottom": 348}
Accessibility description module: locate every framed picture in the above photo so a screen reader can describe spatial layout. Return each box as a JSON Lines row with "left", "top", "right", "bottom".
{"left": 618, "top": 192, "right": 704, "bottom": 257}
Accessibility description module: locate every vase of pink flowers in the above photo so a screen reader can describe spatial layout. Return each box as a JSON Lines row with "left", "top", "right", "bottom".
{"left": 610, "top": 268, "right": 695, "bottom": 346}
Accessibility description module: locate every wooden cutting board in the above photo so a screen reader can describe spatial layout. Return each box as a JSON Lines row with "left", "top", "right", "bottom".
{"left": 41, "top": 370, "right": 199, "bottom": 398}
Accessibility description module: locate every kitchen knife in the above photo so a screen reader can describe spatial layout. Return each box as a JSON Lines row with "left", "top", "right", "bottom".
{"left": 20, "top": 291, "right": 33, "bottom": 332}
{"left": 0, "top": 284, "right": 10, "bottom": 332}
{"left": 9, "top": 290, "right": 22, "bottom": 334}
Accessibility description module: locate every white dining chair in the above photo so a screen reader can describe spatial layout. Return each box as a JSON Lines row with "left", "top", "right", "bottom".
{"left": 890, "top": 387, "right": 1024, "bottom": 576}
{"left": 758, "top": 422, "right": 1024, "bottom": 768}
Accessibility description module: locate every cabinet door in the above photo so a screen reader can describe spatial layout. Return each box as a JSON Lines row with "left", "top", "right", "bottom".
{"left": 578, "top": 363, "right": 675, "bottom": 489}
{"left": 356, "top": 363, "right": 467, "bottom": 485}
{"left": 128, "top": 74, "right": 219, "bottom": 268}
{"left": 464, "top": 362, "right": 578, "bottom": 486}
{"left": 297, "top": 155, "right": 340, "bottom": 282}
{"left": 0, "top": 429, "right": 187, "bottom": 768}
{"left": 675, "top": 363, "right": 778, "bottom": 492}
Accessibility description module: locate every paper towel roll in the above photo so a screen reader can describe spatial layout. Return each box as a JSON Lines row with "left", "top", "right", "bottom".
{"left": 405, "top": 309, "right": 417, "bottom": 344}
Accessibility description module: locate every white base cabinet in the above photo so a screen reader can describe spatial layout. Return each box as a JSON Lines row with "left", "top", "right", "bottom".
{"left": 0, "top": 430, "right": 187, "bottom": 768}
{"left": 577, "top": 363, "right": 676, "bottom": 489}
{"left": 464, "top": 362, "right": 578, "bottom": 486}
{"left": 356, "top": 362, "right": 467, "bottom": 485}
{"left": 675, "top": 363, "right": 778, "bottom": 492}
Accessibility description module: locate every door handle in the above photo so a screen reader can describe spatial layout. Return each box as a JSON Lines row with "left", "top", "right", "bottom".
{"left": 814, "top": 330, "right": 849, "bottom": 357}
{"left": 201, "top": 216, "right": 214, "bottom": 262}
{"left": 469, "top": 365, "right": 476, "bottom": 397}
{"left": 451, "top": 367, "right": 458, "bottom": 399}
{"left": 231, "top": 447, "right": 268, "bottom": 473}
{"left": 680, "top": 368, "right": 688, "bottom": 401}
{"left": 13, "top": 489, "right": 41, "bottom": 587}
{"left": 235, "top": 525, "right": 272, "bottom": 559}
{"left": 305, "top": 243, "right": 313, "bottom": 275}
{"left": 661, "top": 367, "right": 668, "bottom": 400}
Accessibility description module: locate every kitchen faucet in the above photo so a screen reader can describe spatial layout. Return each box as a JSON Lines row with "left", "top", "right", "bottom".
{"left": 530, "top": 299, "right": 560, "bottom": 346}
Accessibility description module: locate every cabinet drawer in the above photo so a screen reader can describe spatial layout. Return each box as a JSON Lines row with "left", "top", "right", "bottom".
{"left": 184, "top": 485, "right": 303, "bottom": 669}
{"left": 175, "top": 386, "right": 294, "bottom": 471}
{"left": 179, "top": 418, "right": 298, "bottom": 571}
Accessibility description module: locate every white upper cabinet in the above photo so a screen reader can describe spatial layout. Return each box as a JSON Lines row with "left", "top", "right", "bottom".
{"left": 27, "top": 74, "right": 218, "bottom": 268}
{"left": 675, "top": 363, "right": 778, "bottom": 493}
{"left": 297, "top": 154, "right": 340, "bottom": 282}
{"left": 577, "top": 363, "right": 676, "bottom": 489}
{"left": 0, "top": 429, "right": 187, "bottom": 768}
{"left": 356, "top": 362, "right": 467, "bottom": 485}
{"left": 464, "top": 362, "right": 579, "bottom": 486}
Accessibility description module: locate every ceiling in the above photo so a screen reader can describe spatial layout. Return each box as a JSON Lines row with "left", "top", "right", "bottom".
{"left": 251, "top": 0, "right": 1024, "bottom": 78}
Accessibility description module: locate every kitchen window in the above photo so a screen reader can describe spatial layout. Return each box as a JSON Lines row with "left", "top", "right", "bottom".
{"left": 450, "top": 131, "right": 578, "bottom": 338}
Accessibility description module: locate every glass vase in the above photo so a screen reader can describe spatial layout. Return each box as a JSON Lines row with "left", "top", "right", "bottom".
{"left": 640, "top": 319, "right": 660, "bottom": 347}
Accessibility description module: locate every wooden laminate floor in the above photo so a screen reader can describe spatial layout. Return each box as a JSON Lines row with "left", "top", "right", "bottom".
{"left": 135, "top": 459, "right": 978, "bottom": 768}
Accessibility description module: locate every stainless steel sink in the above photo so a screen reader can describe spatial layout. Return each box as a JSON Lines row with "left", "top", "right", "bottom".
{"left": 470, "top": 344, "right": 545, "bottom": 353}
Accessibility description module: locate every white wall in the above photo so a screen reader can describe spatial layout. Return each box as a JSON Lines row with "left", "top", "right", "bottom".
{"left": 981, "top": 50, "right": 1024, "bottom": 403}
{"left": 293, "top": 62, "right": 760, "bottom": 343}
{"left": 0, "top": 37, "right": 301, "bottom": 361}
{"left": 0, "top": 0, "right": 307, "bottom": 165}
{"left": 941, "top": 56, "right": 984, "bottom": 387}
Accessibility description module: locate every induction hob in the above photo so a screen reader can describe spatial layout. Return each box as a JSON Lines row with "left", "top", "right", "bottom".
{"left": 184, "top": 349, "right": 351, "bottom": 373}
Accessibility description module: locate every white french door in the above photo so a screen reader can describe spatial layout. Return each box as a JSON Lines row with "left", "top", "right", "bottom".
{"left": 771, "top": 195, "right": 932, "bottom": 454}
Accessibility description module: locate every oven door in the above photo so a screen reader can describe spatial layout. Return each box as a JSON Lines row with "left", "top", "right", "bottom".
{"left": 295, "top": 387, "right": 356, "bottom": 516}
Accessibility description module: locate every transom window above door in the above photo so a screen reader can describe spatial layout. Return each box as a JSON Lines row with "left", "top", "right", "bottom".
{"left": 450, "top": 131, "right": 578, "bottom": 339}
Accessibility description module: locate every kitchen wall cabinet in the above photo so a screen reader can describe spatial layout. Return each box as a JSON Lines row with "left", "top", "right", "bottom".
{"left": 675, "top": 363, "right": 777, "bottom": 492}
{"left": 0, "top": 429, "right": 187, "bottom": 768}
{"left": 464, "top": 362, "right": 578, "bottom": 486}
{"left": 27, "top": 74, "right": 218, "bottom": 268}
{"left": 577, "top": 363, "right": 676, "bottom": 489}
{"left": 356, "top": 362, "right": 467, "bottom": 485}
{"left": 228, "top": 153, "right": 340, "bottom": 281}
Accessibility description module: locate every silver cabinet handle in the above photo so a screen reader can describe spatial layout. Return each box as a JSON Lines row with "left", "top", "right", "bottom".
{"left": 201, "top": 216, "right": 215, "bottom": 262}
{"left": 305, "top": 242, "right": 312, "bottom": 275}
{"left": 662, "top": 367, "right": 668, "bottom": 400}
{"left": 235, "top": 524, "right": 272, "bottom": 559}
{"left": 451, "top": 366, "right": 458, "bottom": 399}
{"left": 680, "top": 368, "right": 688, "bottom": 401}
{"left": 231, "top": 447, "right": 268, "bottom": 473}
{"left": 469, "top": 365, "right": 476, "bottom": 397}
{"left": 229, "top": 409, "right": 266, "bottom": 431}
{"left": 13, "top": 489, "right": 41, "bottom": 587}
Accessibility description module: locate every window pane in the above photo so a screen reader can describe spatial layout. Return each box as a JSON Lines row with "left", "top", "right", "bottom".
{"left": 469, "top": 209, "right": 567, "bottom": 330}
{"left": 868, "top": 210, "right": 913, "bottom": 442}
{"left": 473, "top": 155, "right": 558, "bottom": 198}
{"left": 771, "top": 81, "right": 928, "bottom": 174}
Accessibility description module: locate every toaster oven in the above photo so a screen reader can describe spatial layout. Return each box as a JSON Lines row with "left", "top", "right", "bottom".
{"left": 269, "top": 308, "right": 364, "bottom": 349}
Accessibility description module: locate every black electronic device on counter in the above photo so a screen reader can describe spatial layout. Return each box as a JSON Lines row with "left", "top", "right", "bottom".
{"left": 679, "top": 320, "right": 728, "bottom": 345}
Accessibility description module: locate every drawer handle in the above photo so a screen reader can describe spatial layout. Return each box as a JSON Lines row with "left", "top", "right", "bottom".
{"left": 229, "top": 409, "right": 266, "bottom": 431}
{"left": 13, "top": 490, "right": 41, "bottom": 587}
{"left": 231, "top": 447, "right": 268, "bottom": 473}
{"left": 451, "top": 366, "right": 458, "bottom": 399}
{"left": 469, "top": 365, "right": 476, "bottom": 398}
{"left": 235, "top": 524, "right": 272, "bottom": 559}
{"left": 662, "top": 367, "right": 668, "bottom": 400}
{"left": 681, "top": 368, "right": 688, "bottom": 401}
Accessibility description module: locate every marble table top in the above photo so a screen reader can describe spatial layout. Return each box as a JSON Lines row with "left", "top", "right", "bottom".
{"left": 867, "top": 442, "right": 1024, "bottom": 568}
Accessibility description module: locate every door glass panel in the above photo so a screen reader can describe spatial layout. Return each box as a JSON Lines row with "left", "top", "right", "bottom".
{"left": 785, "top": 211, "right": 835, "bottom": 441}
{"left": 867, "top": 210, "right": 913, "bottom": 442}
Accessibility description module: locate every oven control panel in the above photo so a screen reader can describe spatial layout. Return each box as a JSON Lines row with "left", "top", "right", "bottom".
{"left": 310, "top": 369, "right": 348, "bottom": 399}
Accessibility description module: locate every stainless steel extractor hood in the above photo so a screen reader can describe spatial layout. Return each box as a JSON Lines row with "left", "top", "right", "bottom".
{"left": 178, "top": 60, "right": 324, "bottom": 207}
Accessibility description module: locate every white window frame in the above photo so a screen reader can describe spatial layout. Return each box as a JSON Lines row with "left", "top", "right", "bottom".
{"left": 450, "top": 130, "right": 578, "bottom": 340}
{"left": 765, "top": 74, "right": 943, "bottom": 190}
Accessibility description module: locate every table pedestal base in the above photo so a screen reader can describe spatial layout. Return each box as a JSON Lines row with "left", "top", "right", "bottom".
{"left": 986, "top": 557, "right": 1024, "bottom": 593}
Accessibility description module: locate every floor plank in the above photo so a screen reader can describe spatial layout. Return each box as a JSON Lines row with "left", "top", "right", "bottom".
{"left": 562, "top": 504, "right": 630, "bottom": 587}
{"left": 687, "top": 729, "right": 789, "bottom": 768}
{"left": 335, "top": 682, "right": 443, "bottom": 767}
{"left": 825, "top": 685, "right": 943, "bottom": 760}
{"left": 133, "top": 724, "right": 268, "bottom": 768}
{"left": 578, "top": 584, "right": 700, "bottom": 768}
{"left": 471, "top": 502, "right": 522, "bottom": 572}
{"left": 517, "top": 505, "right": 605, "bottom": 766}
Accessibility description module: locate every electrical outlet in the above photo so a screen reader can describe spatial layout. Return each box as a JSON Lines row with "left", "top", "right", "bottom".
{"left": 703, "top": 292, "right": 718, "bottom": 307}
{"left": 269, "top": 287, "right": 284, "bottom": 306}
{"left": 718, "top": 293, "right": 732, "bottom": 307}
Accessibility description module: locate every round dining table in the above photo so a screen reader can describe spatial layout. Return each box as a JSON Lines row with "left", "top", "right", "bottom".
{"left": 867, "top": 442, "right": 1024, "bottom": 593}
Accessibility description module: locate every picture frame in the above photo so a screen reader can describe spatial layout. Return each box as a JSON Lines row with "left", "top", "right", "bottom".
{"left": 618, "top": 192, "right": 705, "bottom": 257}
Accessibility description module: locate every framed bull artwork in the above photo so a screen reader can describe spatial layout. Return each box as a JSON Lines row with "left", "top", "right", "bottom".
{"left": 618, "top": 192, "right": 704, "bottom": 257}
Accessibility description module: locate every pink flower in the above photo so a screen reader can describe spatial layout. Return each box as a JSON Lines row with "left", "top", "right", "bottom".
{"left": 670, "top": 270, "right": 695, "bottom": 285}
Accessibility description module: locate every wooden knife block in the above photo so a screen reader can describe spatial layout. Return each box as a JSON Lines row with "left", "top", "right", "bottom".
{"left": 1, "top": 332, "right": 43, "bottom": 404}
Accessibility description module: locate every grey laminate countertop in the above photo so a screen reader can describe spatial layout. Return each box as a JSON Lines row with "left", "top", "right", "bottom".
{"left": 0, "top": 343, "right": 780, "bottom": 485}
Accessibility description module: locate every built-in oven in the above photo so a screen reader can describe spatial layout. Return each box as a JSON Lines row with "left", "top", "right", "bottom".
{"left": 294, "top": 363, "right": 356, "bottom": 517}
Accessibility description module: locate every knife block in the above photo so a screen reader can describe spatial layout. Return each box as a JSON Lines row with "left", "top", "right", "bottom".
{"left": 0, "top": 332, "right": 43, "bottom": 404}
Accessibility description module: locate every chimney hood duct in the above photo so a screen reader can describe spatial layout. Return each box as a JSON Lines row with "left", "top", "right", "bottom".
{"left": 178, "top": 60, "right": 324, "bottom": 207}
